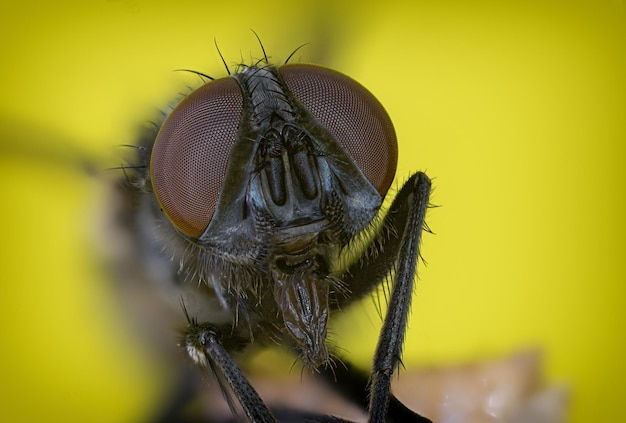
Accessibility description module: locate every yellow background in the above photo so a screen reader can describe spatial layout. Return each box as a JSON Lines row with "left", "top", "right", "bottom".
{"left": 1, "top": 0, "right": 624, "bottom": 422}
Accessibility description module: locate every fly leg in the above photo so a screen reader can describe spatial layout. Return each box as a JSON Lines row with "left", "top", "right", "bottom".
{"left": 369, "top": 171, "right": 431, "bottom": 422}
{"left": 336, "top": 171, "right": 433, "bottom": 423}
{"left": 183, "top": 320, "right": 277, "bottom": 423}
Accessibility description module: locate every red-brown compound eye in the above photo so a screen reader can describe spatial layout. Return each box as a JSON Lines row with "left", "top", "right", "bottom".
{"left": 278, "top": 64, "right": 398, "bottom": 196}
{"left": 150, "top": 77, "right": 243, "bottom": 238}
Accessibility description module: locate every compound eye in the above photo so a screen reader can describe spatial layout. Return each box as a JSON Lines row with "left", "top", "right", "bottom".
{"left": 278, "top": 64, "right": 397, "bottom": 196}
{"left": 150, "top": 77, "right": 243, "bottom": 238}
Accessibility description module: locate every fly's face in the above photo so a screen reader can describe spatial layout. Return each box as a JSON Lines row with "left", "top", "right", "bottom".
{"left": 146, "top": 63, "right": 398, "bottom": 368}
{"left": 119, "top": 43, "right": 434, "bottom": 421}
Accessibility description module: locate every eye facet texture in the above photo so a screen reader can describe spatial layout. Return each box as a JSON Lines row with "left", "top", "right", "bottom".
{"left": 150, "top": 77, "right": 243, "bottom": 237}
{"left": 279, "top": 64, "right": 398, "bottom": 196}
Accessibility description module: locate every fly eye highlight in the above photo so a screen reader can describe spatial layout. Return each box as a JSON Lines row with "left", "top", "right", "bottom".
{"left": 278, "top": 64, "right": 398, "bottom": 197}
{"left": 150, "top": 77, "right": 243, "bottom": 238}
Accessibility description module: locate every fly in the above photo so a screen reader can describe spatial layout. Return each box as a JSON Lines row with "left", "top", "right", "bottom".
{"left": 118, "top": 38, "right": 433, "bottom": 423}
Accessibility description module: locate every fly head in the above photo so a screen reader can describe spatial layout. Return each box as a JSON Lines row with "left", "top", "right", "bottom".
{"left": 148, "top": 62, "right": 399, "bottom": 369}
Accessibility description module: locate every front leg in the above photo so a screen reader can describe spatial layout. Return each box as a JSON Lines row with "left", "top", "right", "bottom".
{"left": 183, "top": 320, "right": 277, "bottom": 423}
{"left": 337, "top": 172, "right": 432, "bottom": 422}
{"left": 369, "top": 172, "right": 432, "bottom": 423}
